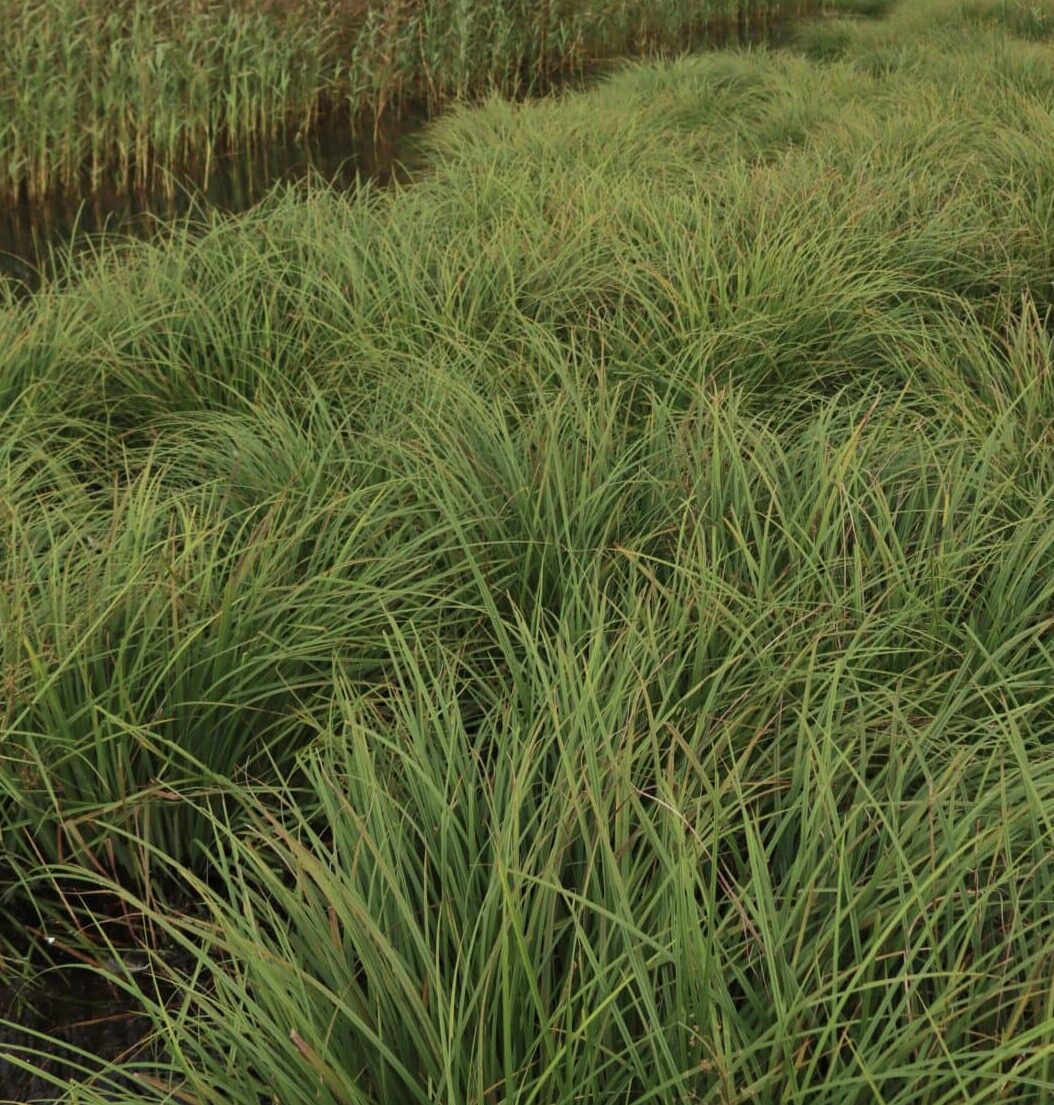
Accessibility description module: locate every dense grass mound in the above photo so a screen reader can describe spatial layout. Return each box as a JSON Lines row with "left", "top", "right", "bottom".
{"left": 0, "top": 0, "right": 799, "bottom": 201}
{"left": 4, "top": 1, "right": 1054, "bottom": 1102}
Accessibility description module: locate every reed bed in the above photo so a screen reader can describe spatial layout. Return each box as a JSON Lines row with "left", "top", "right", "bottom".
{"left": 4, "top": 0, "right": 1054, "bottom": 1101}
{"left": 0, "top": 0, "right": 804, "bottom": 202}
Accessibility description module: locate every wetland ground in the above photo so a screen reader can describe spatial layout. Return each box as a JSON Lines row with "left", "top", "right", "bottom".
{"left": 3, "top": 1, "right": 1054, "bottom": 1102}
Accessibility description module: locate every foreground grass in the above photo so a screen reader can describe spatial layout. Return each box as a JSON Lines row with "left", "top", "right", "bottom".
{"left": 3, "top": 0, "right": 1054, "bottom": 1101}
{"left": 0, "top": 0, "right": 801, "bottom": 202}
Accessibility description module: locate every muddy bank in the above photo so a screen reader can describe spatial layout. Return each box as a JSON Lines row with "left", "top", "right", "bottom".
{"left": 1, "top": 965, "right": 151, "bottom": 1104}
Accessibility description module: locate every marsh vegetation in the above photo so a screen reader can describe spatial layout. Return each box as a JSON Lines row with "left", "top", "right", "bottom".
{"left": 3, "top": 1, "right": 1054, "bottom": 1103}
{"left": 0, "top": 0, "right": 803, "bottom": 202}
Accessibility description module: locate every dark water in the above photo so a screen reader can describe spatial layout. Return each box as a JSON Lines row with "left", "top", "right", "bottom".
{"left": 1, "top": 963, "right": 151, "bottom": 1104}
{"left": 1, "top": 899, "right": 192, "bottom": 1104}
{"left": 0, "top": 15, "right": 807, "bottom": 292}
{"left": 0, "top": 108, "right": 426, "bottom": 290}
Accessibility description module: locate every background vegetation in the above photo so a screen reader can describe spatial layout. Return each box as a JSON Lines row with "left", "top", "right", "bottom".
{"left": 0, "top": 0, "right": 803, "bottom": 200}
{"left": 4, "top": 0, "right": 1054, "bottom": 1102}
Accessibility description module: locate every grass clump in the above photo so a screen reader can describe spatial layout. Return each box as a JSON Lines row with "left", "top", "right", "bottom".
{"left": 0, "top": 403, "right": 471, "bottom": 873}
{"left": 4, "top": 0, "right": 1054, "bottom": 1101}
{"left": 53, "top": 574, "right": 1054, "bottom": 1103}
{"left": 19, "top": 384, "right": 1054, "bottom": 1103}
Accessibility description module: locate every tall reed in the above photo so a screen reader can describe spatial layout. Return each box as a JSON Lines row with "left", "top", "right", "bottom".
{"left": 0, "top": 0, "right": 805, "bottom": 202}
